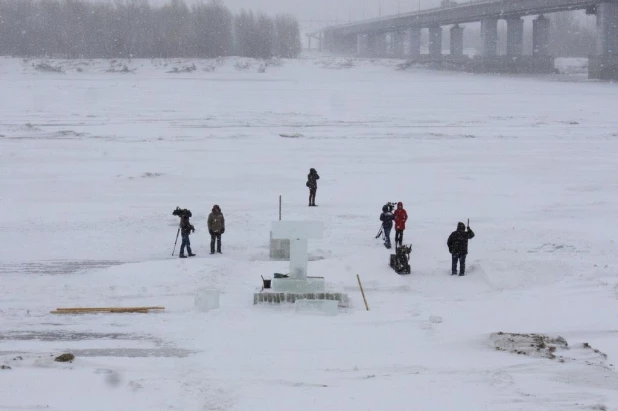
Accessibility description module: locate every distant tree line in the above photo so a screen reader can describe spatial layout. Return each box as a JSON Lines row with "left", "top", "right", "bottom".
{"left": 0, "top": 0, "right": 302, "bottom": 59}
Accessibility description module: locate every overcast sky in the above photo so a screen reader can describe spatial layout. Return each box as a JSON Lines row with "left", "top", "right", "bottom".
{"left": 152, "top": 0, "right": 444, "bottom": 33}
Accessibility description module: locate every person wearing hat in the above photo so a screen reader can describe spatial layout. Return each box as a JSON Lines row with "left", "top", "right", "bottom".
{"left": 207, "top": 205, "right": 225, "bottom": 254}
{"left": 447, "top": 222, "right": 475, "bottom": 276}
{"left": 178, "top": 214, "right": 196, "bottom": 258}
{"left": 393, "top": 202, "right": 408, "bottom": 248}
{"left": 379, "top": 204, "right": 395, "bottom": 249}
{"left": 306, "top": 168, "right": 320, "bottom": 206}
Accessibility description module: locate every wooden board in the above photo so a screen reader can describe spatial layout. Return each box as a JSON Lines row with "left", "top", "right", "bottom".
{"left": 56, "top": 306, "right": 165, "bottom": 311}
{"left": 51, "top": 306, "right": 164, "bottom": 314}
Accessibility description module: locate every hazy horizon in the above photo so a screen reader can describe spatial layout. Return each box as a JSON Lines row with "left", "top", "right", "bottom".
{"left": 147, "top": 0, "right": 444, "bottom": 33}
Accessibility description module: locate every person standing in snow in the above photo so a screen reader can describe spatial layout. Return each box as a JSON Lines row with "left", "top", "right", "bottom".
{"left": 179, "top": 215, "right": 195, "bottom": 258}
{"left": 393, "top": 202, "right": 408, "bottom": 248}
{"left": 306, "top": 168, "right": 319, "bottom": 206}
{"left": 207, "top": 205, "right": 225, "bottom": 254}
{"left": 379, "top": 205, "right": 395, "bottom": 249}
{"left": 447, "top": 222, "right": 475, "bottom": 276}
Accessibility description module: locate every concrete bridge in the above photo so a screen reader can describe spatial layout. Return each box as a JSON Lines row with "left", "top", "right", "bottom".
{"left": 311, "top": 0, "right": 618, "bottom": 80}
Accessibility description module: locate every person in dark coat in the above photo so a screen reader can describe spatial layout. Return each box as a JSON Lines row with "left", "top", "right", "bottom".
{"left": 307, "top": 168, "right": 319, "bottom": 206}
{"left": 393, "top": 202, "right": 408, "bottom": 248}
{"left": 179, "top": 215, "right": 195, "bottom": 258}
{"left": 207, "top": 205, "right": 225, "bottom": 254}
{"left": 447, "top": 222, "right": 475, "bottom": 276}
{"left": 380, "top": 205, "right": 395, "bottom": 249}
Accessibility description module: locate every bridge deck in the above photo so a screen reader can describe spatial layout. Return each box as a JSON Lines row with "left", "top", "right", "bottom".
{"left": 323, "top": 0, "right": 608, "bottom": 36}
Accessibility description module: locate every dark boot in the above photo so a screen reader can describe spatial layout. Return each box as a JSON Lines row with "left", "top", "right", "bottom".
{"left": 188, "top": 253, "right": 196, "bottom": 257}
{"left": 179, "top": 254, "right": 187, "bottom": 259}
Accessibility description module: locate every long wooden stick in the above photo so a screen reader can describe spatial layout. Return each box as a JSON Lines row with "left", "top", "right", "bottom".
{"left": 356, "top": 274, "right": 369, "bottom": 311}
{"left": 279, "top": 195, "right": 282, "bottom": 221}
{"left": 51, "top": 308, "right": 151, "bottom": 314}
{"left": 53, "top": 306, "right": 164, "bottom": 313}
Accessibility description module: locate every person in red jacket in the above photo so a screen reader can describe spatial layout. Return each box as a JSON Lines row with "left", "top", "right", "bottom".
{"left": 393, "top": 202, "right": 408, "bottom": 248}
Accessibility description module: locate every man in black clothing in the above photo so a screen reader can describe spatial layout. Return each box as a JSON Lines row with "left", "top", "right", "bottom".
{"left": 307, "top": 168, "right": 319, "bottom": 206}
{"left": 447, "top": 222, "right": 475, "bottom": 276}
{"left": 379, "top": 205, "right": 395, "bottom": 249}
{"left": 179, "top": 215, "right": 196, "bottom": 258}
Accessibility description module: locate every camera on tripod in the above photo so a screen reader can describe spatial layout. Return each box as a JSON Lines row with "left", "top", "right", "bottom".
{"left": 172, "top": 206, "right": 192, "bottom": 219}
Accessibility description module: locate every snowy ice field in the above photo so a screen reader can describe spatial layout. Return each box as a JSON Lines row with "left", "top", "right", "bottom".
{"left": 1, "top": 56, "right": 618, "bottom": 410}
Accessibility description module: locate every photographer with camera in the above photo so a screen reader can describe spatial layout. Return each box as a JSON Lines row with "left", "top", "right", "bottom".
{"left": 173, "top": 207, "right": 195, "bottom": 258}
{"left": 306, "top": 168, "right": 319, "bottom": 207}
{"left": 379, "top": 203, "right": 395, "bottom": 249}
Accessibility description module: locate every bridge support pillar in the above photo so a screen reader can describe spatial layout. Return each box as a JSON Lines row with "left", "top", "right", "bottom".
{"left": 532, "top": 15, "right": 550, "bottom": 56}
{"left": 393, "top": 30, "right": 406, "bottom": 57}
{"left": 376, "top": 33, "right": 388, "bottom": 57}
{"left": 596, "top": 2, "right": 618, "bottom": 55}
{"left": 506, "top": 17, "right": 524, "bottom": 56}
{"left": 590, "top": 2, "right": 618, "bottom": 80}
{"left": 429, "top": 26, "right": 443, "bottom": 59}
{"left": 346, "top": 35, "right": 359, "bottom": 55}
{"left": 367, "top": 33, "right": 387, "bottom": 57}
{"left": 450, "top": 24, "right": 464, "bottom": 56}
{"left": 367, "top": 33, "right": 378, "bottom": 57}
{"left": 407, "top": 27, "right": 421, "bottom": 57}
{"left": 324, "top": 31, "right": 335, "bottom": 53}
{"left": 333, "top": 34, "right": 348, "bottom": 54}
{"left": 332, "top": 34, "right": 342, "bottom": 54}
{"left": 480, "top": 18, "right": 498, "bottom": 56}
{"left": 357, "top": 33, "right": 369, "bottom": 56}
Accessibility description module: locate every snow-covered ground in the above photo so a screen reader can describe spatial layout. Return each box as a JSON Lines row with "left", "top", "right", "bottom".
{"left": 1, "top": 56, "right": 618, "bottom": 410}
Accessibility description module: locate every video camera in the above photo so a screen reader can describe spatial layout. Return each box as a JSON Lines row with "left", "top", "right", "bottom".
{"left": 384, "top": 202, "right": 399, "bottom": 212}
{"left": 172, "top": 206, "right": 192, "bottom": 219}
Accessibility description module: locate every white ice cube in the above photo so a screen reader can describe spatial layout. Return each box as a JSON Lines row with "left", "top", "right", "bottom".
{"left": 294, "top": 299, "right": 338, "bottom": 316}
{"left": 194, "top": 288, "right": 220, "bottom": 312}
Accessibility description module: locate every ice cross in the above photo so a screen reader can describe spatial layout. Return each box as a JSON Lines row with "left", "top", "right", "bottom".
{"left": 271, "top": 221, "right": 323, "bottom": 279}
